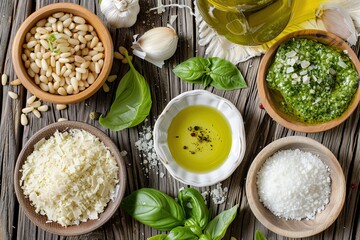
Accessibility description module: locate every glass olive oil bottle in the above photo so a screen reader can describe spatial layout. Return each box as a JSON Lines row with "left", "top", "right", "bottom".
{"left": 197, "top": 0, "right": 293, "bottom": 45}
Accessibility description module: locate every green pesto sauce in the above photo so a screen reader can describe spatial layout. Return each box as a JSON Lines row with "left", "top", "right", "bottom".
{"left": 267, "top": 38, "right": 359, "bottom": 123}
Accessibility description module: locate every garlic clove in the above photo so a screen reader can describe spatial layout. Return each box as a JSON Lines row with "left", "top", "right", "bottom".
{"left": 132, "top": 27, "right": 179, "bottom": 68}
{"left": 100, "top": 0, "right": 140, "bottom": 28}
{"left": 133, "top": 49, "right": 165, "bottom": 68}
{"left": 316, "top": 3, "right": 358, "bottom": 45}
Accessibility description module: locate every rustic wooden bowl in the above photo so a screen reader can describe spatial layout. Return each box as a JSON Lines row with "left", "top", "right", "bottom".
{"left": 14, "top": 121, "right": 127, "bottom": 236}
{"left": 246, "top": 136, "right": 346, "bottom": 238}
{"left": 12, "top": 3, "right": 113, "bottom": 104}
{"left": 257, "top": 30, "right": 360, "bottom": 133}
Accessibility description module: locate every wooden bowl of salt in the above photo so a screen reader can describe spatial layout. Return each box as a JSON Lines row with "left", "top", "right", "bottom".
{"left": 246, "top": 136, "right": 345, "bottom": 238}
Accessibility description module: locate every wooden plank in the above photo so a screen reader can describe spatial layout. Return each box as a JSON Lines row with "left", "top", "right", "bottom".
{"left": 0, "top": 0, "right": 33, "bottom": 239}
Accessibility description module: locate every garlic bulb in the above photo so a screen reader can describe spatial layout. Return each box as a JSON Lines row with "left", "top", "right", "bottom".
{"left": 132, "top": 27, "right": 179, "bottom": 68}
{"left": 100, "top": 0, "right": 140, "bottom": 28}
{"left": 316, "top": 3, "right": 358, "bottom": 45}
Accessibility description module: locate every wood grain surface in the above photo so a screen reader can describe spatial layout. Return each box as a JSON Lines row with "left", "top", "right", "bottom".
{"left": 0, "top": 0, "right": 359, "bottom": 240}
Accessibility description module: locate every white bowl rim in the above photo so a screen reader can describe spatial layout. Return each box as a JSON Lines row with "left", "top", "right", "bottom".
{"left": 153, "top": 90, "right": 246, "bottom": 187}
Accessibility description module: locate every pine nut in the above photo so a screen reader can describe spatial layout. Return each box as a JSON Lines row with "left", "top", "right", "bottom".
{"left": 114, "top": 52, "right": 124, "bottom": 60}
{"left": 48, "top": 82, "right": 55, "bottom": 93}
{"left": 32, "top": 109, "right": 41, "bottom": 118}
{"left": 37, "top": 105, "right": 49, "bottom": 112}
{"left": 8, "top": 91, "right": 18, "bottom": 99}
{"left": 75, "top": 67, "right": 86, "bottom": 74}
{"left": 21, "top": 114, "right": 28, "bottom": 126}
{"left": 63, "top": 18, "right": 72, "bottom": 28}
{"left": 22, "top": 107, "right": 34, "bottom": 113}
{"left": 30, "top": 100, "right": 41, "bottom": 108}
{"left": 1, "top": 73, "right": 7, "bottom": 86}
{"left": 48, "top": 16, "right": 57, "bottom": 24}
{"left": 58, "top": 118, "right": 67, "bottom": 122}
{"left": 73, "top": 16, "right": 85, "bottom": 24}
{"left": 53, "top": 12, "right": 64, "bottom": 18}
{"left": 56, "top": 104, "right": 67, "bottom": 110}
{"left": 107, "top": 75, "right": 117, "bottom": 83}
{"left": 102, "top": 83, "right": 110, "bottom": 92}
{"left": 27, "top": 41, "right": 37, "bottom": 49}
{"left": 10, "top": 79, "right": 22, "bottom": 86}
{"left": 90, "top": 37, "right": 99, "bottom": 49}
{"left": 119, "top": 46, "right": 128, "bottom": 55}
{"left": 95, "top": 62, "right": 100, "bottom": 74}
{"left": 66, "top": 85, "right": 74, "bottom": 94}
{"left": 36, "top": 19, "right": 47, "bottom": 27}
{"left": 40, "top": 82, "right": 49, "bottom": 91}
{"left": 27, "top": 95, "right": 36, "bottom": 105}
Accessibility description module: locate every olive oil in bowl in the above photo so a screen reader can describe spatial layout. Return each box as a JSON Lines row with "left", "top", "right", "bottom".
{"left": 167, "top": 106, "right": 232, "bottom": 173}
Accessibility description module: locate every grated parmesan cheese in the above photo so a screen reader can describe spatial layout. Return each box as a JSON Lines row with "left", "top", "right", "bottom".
{"left": 257, "top": 149, "right": 331, "bottom": 220}
{"left": 20, "top": 129, "right": 119, "bottom": 227}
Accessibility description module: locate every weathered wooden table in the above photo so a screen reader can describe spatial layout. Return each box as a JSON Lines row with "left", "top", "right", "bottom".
{"left": 1, "top": 0, "right": 359, "bottom": 239}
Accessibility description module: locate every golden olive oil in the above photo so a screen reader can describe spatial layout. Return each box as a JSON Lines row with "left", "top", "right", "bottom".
{"left": 196, "top": 0, "right": 293, "bottom": 45}
{"left": 167, "top": 106, "right": 232, "bottom": 173}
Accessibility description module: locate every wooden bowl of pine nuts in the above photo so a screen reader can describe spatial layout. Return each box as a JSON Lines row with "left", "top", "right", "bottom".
{"left": 12, "top": 3, "right": 113, "bottom": 104}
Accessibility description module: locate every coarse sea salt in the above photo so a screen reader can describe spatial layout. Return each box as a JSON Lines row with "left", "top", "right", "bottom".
{"left": 257, "top": 149, "right": 331, "bottom": 220}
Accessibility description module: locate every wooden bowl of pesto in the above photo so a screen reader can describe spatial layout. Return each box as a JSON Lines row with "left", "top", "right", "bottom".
{"left": 257, "top": 30, "right": 360, "bottom": 133}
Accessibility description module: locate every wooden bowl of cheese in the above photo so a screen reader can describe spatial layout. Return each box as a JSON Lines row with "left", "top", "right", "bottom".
{"left": 14, "top": 121, "right": 127, "bottom": 236}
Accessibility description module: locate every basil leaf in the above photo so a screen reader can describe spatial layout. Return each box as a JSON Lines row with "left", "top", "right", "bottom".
{"left": 179, "top": 188, "right": 209, "bottom": 230}
{"left": 198, "top": 234, "right": 211, "bottom": 240}
{"left": 209, "top": 57, "right": 247, "bottom": 90}
{"left": 166, "top": 226, "right": 199, "bottom": 240}
{"left": 184, "top": 219, "right": 202, "bottom": 236}
{"left": 173, "top": 57, "right": 210, "bottom": 81}
{"left": 255, "top": 230, "right": 267, "bottom": 240}
{"left": 148, "top": 234, "right": 168, "bottom": 240}
{"left": 204, "top": 204, "right": 239, "bottom": 240}
{"left": 201, "top": 75, "right": 212, "bottom": 89}
{"left": 99, "top": 53, "right": 152, "bottom": 131}
{"left": 121, "top": 188, "right": 185, "bottom": 231}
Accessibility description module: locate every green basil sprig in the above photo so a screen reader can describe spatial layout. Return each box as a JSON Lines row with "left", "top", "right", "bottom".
{"left": 203, "top": 204, "right": 239, "bottom": 240}
{"left": 99, "top": 50, "right": 152, "bottom": 131}
{"left": 121, "top": 188, "right": 239, "bottom": 240}
{"left": 173, "top": 57, "right": 247, "bottom": 90}
{"left": 121, "top": 188, "right": 185, "bottom": 231}
{"left": 179, "top": 188, "right": 209, "bottom": 230}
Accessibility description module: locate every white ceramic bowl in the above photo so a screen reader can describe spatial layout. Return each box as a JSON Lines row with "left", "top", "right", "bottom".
{"left": 153, "top": 90, "right": 246, "bottom": 187}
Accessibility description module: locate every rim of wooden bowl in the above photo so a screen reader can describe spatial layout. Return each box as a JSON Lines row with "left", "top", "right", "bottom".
{"left": 257, "top": 29, "right": 360, "bottom": 133}
{"left": 14, "top": 121, "right": 127, "bottom": 236}
{"left": 246, "top": 136, "right": 346, "bottom": 238}
{"left": 11, "top": 3, "right": 113, "bottom": 104}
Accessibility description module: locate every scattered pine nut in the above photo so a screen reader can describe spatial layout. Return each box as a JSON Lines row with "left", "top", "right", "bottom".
{"left": 2, "top": 73, "right": 7, "bottom": 86}
{"left": 89, "top": 112, "right": 100, "bottom": 120}
{"left": 114, "top": 52, "right": 124, "bottom": 60}
{"left": 27, "top": 95, "right": 37, "bottom": 105}
{"left": 32, "top": 109, "right": 41, "bottom": 118}
{"left": 8, "top": 91, "right": 18, "bottom": 99}
{"left": 102, "top": 83, "right": 110, "bottom": 92}
{"left": 122, "top": 58, "right": 129, "bottom": 64}
{"left": 56, "top": 104, "right": 67, "bottom": 110}
{"left": 119, "top": 46, "right": 128, "bottom": 55}
{"left": 21, "top": 114, "right": 28, "bottom": 126}
{"left": 30, "top": 100, "right": 41, "bottom": 108}
{"left": 22, "top": 106, "right": 34, "bottom": 113}
{"left": 37, "top": 105, "right": 49, "bottom": 112}
{"left": 10, "top": 79, "right": 22, "bottom": 86}
{"left": 107, "top": 75, "right": 117, "bottom": 83}
{"left": 58, "top": 118, "right": 67, "bottom": 122}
